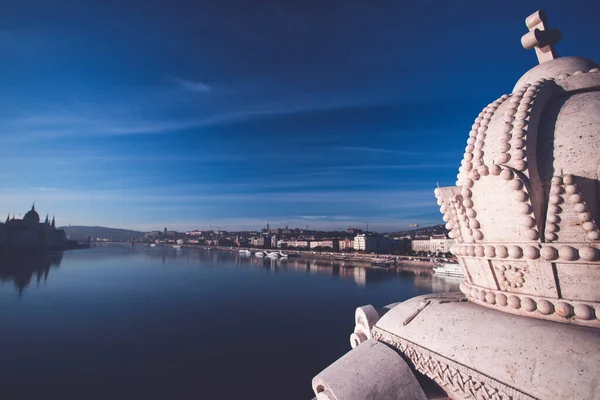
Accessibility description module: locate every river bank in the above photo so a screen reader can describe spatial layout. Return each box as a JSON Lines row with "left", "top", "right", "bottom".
{"left": 206, "top": 245, "right": 441, "bottom": 268}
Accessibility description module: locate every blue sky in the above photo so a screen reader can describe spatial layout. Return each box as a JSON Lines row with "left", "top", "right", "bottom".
{"left": 1, "top": 0, "right": 599, "bottom": 232}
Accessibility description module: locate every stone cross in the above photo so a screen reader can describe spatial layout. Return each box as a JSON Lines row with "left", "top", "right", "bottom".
{"left": 521, "top": 10, "right": 561, "bottom": 64}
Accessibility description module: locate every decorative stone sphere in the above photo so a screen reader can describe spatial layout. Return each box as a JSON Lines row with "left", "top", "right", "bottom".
{"left": 508, "top": 295, "right": 521, "bottom": 309}
{"left": 537, "top": 300, "right": 554, "bottom": 315}
{"left": 579, "top": 246, "right": 599, "bottom": 261}
{"left": 555, "top": 302, "right": 574, "bottom": 318}
{"left": 508, "top": 246, "right": 523, "bottom": 259}
{"left": 496, "top": 293, "right": 508, "bottom": 306}
{"left": 559, "top": 246, "right": 579, "bottom": 261}
{"left": 521, "top": 297, "right": 536, "bottom": 312}
{"left": 574, "top": 304, "right": 595, "bottom": 320}
{"left": 541, "top": 246, "right": 559, "bottom": 260}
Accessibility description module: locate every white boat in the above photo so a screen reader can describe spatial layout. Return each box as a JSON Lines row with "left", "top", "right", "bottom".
{"left": 433, "top": 263, "right": 464, "bottom": 278}
{"left": 239, "top": 249, "right": 252, "bottom": 256}
{"left": 150, "top": 244, "right": 157, "bottom": 247}
{"left": 255, "top": 251, "right": 265, "bottom": 257}
{"left": 173, "top": 245, "right": 182, "bottom": 249}
{"left": 278, "top": 251, "right": 288, "bottom": 258}
{"left": 266, "top": 251, "right": 280, "bottom": 258}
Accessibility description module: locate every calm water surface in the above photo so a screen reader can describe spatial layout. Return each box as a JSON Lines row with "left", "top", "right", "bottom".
{"left": 0, "top": 244, "right": 459, "bottom": 400}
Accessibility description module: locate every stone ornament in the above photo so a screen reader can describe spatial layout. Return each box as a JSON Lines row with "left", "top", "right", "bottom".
{"left": 435, "top": 14, "right": 600, "bottom": 326}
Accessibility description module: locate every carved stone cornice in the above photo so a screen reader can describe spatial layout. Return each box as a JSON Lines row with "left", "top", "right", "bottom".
{"left": 372, "top": 327, "right": 537, "bottom": 400}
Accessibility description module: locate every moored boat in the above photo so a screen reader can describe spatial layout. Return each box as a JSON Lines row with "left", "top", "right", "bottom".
{"left": 432, "top": 263, "right": 464, "bottom": 278}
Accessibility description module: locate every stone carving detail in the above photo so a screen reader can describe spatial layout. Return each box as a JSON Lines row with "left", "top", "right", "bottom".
{"left": 496, "top": 264, "right": 526, "bottom": 289}
{"left": 460, "top": 281, "right": 599, "bottom": 327}
{"left": 372, "top": 329, "right": 535, "bottom": 400}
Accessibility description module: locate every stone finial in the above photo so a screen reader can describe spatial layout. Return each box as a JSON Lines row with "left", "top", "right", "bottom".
{"left": 521, "top": 10, "right": 561, "bottom": 64}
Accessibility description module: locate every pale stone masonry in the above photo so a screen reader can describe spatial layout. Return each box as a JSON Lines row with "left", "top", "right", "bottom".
{"left": 311, "top": 10, "right": 600, "bottom": 400}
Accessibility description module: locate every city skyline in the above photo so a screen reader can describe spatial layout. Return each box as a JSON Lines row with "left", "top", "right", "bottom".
{"left": 1, "top": 1, "right": 599, "bottom": 232}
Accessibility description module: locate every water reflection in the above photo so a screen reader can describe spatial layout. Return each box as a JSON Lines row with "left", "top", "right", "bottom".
{"left": 138, "top": 246, "right": 462, "bottom": 293}
{"left": 0, "top": 252, "right": 63, "bottom": 295}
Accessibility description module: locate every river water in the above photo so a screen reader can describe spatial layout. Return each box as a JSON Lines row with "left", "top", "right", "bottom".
{"left": 0, "top": 244, "right": 460, "bottom": 400}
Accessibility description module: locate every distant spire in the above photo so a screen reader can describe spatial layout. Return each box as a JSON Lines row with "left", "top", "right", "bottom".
{"left": 32, "top": 202, "right": 35, "bottom": 211}
{"left": 5, "top": 214, "right": 9, "bottom": 224}
{"left": 45, "top": 213, "right": 49, "bottom": 224}
{"left": 51, "top": 215, "right": 55, "bottom": 229}
{"left": 12, "top": 214, "right": 15, "bottom": 220}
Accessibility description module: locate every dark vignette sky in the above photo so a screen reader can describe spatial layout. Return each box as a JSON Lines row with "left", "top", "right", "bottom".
{"left": 0, "top": 0, "right": 599, "bottom": 232}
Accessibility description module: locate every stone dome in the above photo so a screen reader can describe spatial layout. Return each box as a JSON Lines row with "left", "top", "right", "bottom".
{"left": 434, "top": 20, "right": 600, "bottom": 327}
{"left": 23, "top": 207, "right": 40, "bottom": 224}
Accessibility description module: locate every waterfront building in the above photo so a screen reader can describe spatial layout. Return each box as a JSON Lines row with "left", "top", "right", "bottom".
{"left": 311, "top": 11, "right": 600, "bottom": 399}
{"left": 338, "top": 238, "right": 354, "bottom": 251}
{"left": 0, "top": 204, "right": 69, "bottom": 252}
{"left": 354, "top": 234, "right": 393, "bottom": 253}
{"left": 411, "top": 234, "right": 454, "bottom": 254}
{"left": 309, "top": 240, "right": 340, "bottom": 251}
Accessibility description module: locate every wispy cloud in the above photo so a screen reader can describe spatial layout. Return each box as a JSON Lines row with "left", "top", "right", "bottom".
{"left": 171, "top": 77, "right": 212, "bottom": 93}
{"left": 335, "top": 146, "right": 424, "bottom": 156}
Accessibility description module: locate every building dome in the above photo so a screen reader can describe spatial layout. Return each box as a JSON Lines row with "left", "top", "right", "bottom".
{"left": 434, "top": 11, "right": 600, "bottom": 328}
{"left": 23, "top": 206, "right": 40, "bottom": 224}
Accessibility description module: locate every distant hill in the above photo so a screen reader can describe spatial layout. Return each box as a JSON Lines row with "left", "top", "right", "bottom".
{"left": 59, "top": 226, "right": 145, "bottom": 241}
{"left": 390, "top": 224, "right": 448, "bottom": 238}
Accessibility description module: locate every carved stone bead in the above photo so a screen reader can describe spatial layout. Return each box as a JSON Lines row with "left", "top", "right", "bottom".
{"left": 514, "top": 191, "right": 528, "bottom": 202}
{"left": 549, "top": 195, "right": 562, "bottom": 205}
{"left": 547, "top": 214, "right": 561, "bottom": 223}
{"left": 574, "top": 304, "right": 595, "bottom": 320}
{"left": 508, "top": 245, "right": 523, "bottom": 259}
{"left": 496, "top": 245, "right": 508, "bottom": 258}
{"left": 541, "top": 246, "right": 558, "bottom": 260}
{"left": 464, "top": 178, "right": 474, "bottom": 188}
{"left": 512, "top": 139, "right": 526, "bottom": 149}
{"left": 521, "top": 298, "right": 536, "bottom": 312}
{"left": 537, "top": 300, "right": 554, "bottom": 315}
{"left": 550, "top": 185, "right": 565, "bottom": 195}
{"left": 484, "top": 245, "right": 496, "bottom": 258}
{"left": 509, "top": 179, "right": 523, "bottom": 191}
{"left": 514, "top": 161, "right": 528, "bottom": 171}
{"left": 563, "top": 174, "right": 574, "bottom": 185}
{"left": 579, "top": 246, "right": 600, "bottom": 261}
{"left": 477, "top": 165, "right": 489, "bottom": 176}
{"left": 523, "top": 245, "right": 540, "bottom": 259}
{"left": 520, "top": 216, "right": 535, "bottom": 228}
{"left": 485, "top": 292, "right": 496, "bottom": 304}
{"left": 582, "top": 222, "right": 597, "bottom": 232}
{"left": 579, "top": 212, "right": 593, "bottom": 222}
{"left": 545, "top": 232, "right": 558, "bottom": 242}
{"left": 469, "top": 220, "right": 480, "bottom": 229}
{"left": 548, "top": 205, "right": 562, "bottom": 214}
{"left": 508, "top": 295, "right": 521, "bottom": 309}
{"left": 477, "top": 290, "right": 486, "bottom": 302}
{"left": 466, "top": 209, "right": 477, "bottom": 218}
{"left": 551, "top": 176, "right": 563, "bottom": 186}
{"left": 475, "top": 245, "right": 485, "bottom": 257}
{"left": 473, "top": 230, "right": 484, "bottom": 240}
{"left": 587, "top": 231, "right": 600, "bottom": 241}
{"left": 517, "top": 203, "right": 532, "bottom": 214}
{"left": 564, "top": 184, "right": 577, "bottom": 195}
{"left": 496, "top": 293, "right": 508, "bottom": 306}
{"left": 512, "top": 149, "right": 526, "bottom": 160}
{"left": 497, "top": 153, "right": 511, "bottom": 164}
{"left": 574, "top": 203, "right": 588, "bottom": 213}
{"left": 469, "top": 170, "right": 481, "bottom": 180}
{"left": 569, "top": 194, "right": 583, "bottom": 204}
{"left": 489, "top": 164, "right": 501, "bottom": 175}
{"left": 546, "top": 223, "right": 559, "bottom": 233}
{"left": 467, "top": 246, "right": 476, "bottom": 257}
{"left": 463, "top": 199, "right": 474, "bottom": 208}
{"left": 555, "top": 302, "right": 574, "bottom": 318}
{"left": 559, "top": 246, "right": 579, "bottom": 261}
